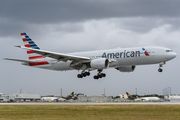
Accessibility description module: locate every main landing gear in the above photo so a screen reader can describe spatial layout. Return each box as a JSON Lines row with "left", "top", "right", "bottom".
{"left": 158, "top": 62, "right": 165, "bottom": 72}
{"left": 94, "top": 73, "right": 106, "bottom": 79}
{"left": 77, "top": 71, "right": 90, "bottom": 78}
{"left": 94, "top": 70, "right": 106, "bottom": 80}
{"left": 77, "top": 70, "right": 106, "bottom": 79}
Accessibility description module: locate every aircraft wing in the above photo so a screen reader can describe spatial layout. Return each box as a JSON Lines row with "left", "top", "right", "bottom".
{"left": 16, "top": 46, "right": 90, "bottom": 62}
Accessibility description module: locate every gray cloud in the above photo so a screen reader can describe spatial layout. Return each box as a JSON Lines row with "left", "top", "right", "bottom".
{"left": 1, "top": 0, "right": 180, "bottom": 24}
{"left": 1, "top": 0, "right": 180, "bottom": 37}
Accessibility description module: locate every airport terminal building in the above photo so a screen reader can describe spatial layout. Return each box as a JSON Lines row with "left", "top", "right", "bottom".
{"left": 164, "top": 95, "right": 180, "bottom": 101}
{"left": 77, "top": 96, "right": 113, "bottom": 102}
{"left": 0, "top": 93, "right": 41, "bottom": 102}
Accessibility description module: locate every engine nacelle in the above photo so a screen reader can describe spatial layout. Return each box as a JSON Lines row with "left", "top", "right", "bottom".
{"left": 116, "top": 66, "right": 136, "bottom": 72}
{"left": 90, "top": 58, "right": 109, "bottom": 69}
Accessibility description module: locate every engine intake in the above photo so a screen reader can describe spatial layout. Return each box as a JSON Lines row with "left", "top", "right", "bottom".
{"left": 90, "top": 58, "right": 109, "bottom": 69}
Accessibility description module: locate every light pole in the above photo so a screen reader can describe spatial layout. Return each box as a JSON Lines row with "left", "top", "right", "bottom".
{"left": 136, "top": 88, "right": 137, "bottom": 96}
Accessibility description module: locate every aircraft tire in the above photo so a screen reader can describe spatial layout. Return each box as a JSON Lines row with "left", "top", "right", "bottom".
{"left": 98, "top": 75, "right": 102, "bottom": 78}
{"left": 87, "top": 72, "right": 90, "bottom": 76}
{"left": 158, "top": 68, "right": 163, "bottom": 72}
{"left": 82, "top": 73, "right": 86, "bottom": 77}
{"left": 94, "top": 75, "right": 99, "bottom": 79}
{"left": 101, "top": 73, "right": 106, "bottom": 77}
{"left": 84, "top": 72, "right": 88, "bottom": 75}
{"left": 77, "top": 74, "right": 83, "bottom": 78}
{"left": 77, "top": 74, "right": 80, "bottom": 78}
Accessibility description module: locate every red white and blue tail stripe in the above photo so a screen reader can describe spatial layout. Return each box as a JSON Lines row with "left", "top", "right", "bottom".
{"left": 21, "top": 33, "right": 44, "bottom": 60}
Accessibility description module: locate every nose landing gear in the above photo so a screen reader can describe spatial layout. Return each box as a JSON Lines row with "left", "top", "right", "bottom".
{"left": 158, "top": 68, "right": 163, "bottom": 72}
{"left": 158, "top": 62, "right": 165, "bottom": 72}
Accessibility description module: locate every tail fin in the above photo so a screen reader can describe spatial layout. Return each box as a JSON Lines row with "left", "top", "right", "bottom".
{"left": 20, "top": 32, "right": 44, "bottom": 60}
{"left": 70, "top": 92, "right": 74, "bottom": 97}
{"left": 126, "top": 92, "right": 131, "bottom": 98}
{"left": 72, "top": 94, "right": 79, "bottom": 100}
{"left": 126, "top": 92, "right": 137, "bottom": 100}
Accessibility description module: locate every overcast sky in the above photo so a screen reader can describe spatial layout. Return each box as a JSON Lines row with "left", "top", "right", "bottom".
{"left": 0, "top": 0, "right": 180, "bottom": 96}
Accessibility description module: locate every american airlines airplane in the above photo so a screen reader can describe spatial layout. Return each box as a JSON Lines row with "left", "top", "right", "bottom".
{"left": 5, "top": 33, "right": 177, "bottom": 79}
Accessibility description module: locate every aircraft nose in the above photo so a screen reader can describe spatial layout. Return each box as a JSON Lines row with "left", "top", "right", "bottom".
{"left": 168, "top": 52, "right": 177, "bottom": 60}
{"left": 172, "top": 52, "right": 177, "bottom": 58}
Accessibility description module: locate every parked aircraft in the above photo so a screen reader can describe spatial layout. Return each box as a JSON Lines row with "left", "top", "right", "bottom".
{"left": 58, "top": 92, "right": 74, "bottom": 101}
{"left": 126, "top": 92, "right": 160, "bottom": 101}
{"left": 5, "top": 33, "right": 177, "bottom": 79}
{"left": 126, "top": 92, "right": 137, "bottom": 100}
{"left": 72, "top": 94, "right": 79, "bottom": 100}
{"left": 41, "top": 97, "right": 59, "bottom": 102}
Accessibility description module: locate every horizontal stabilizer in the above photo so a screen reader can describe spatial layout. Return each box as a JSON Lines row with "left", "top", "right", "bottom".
{"left": 4, "top": 58, "right": 36, "bottom": 63}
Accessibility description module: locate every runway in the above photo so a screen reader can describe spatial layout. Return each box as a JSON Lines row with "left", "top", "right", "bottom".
{"left": 1, "top": 102, "right": 180, "bottom": 105}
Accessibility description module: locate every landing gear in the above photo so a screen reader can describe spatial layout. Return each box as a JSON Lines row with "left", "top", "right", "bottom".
{"left": 94, "top": 73, "right": 106, "bottom": 79}
{"left": 158, "top": 68, "right": 163, "bottom": 72}
{"left": 77, "top": 71, "right": 90, "bottom": 78}
{"left": 158, "top": 62, "right": 165, "bottom": 72}
{"left": 77, "top": 74, "right": 82, "bottom": 78}
{"left": 94, "top": 69, "right": 106, "bottom": 80}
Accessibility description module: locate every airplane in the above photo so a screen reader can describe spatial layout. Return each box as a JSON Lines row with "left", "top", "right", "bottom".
{"left": 58, "top": 92, "right": 74, "bottom": 101}
{"left": 126, "top": 92, "right": 160, "bottom": 101}
{"left": 5, "top": 33, "right": 177, "bottom": 79}
{"left": 126, "top": 92, "right": 137, "bottom": 100}
{"left": 71, "top": 94, "right": 79, "bottom": 101}
{"left": 41, "top": 97, "right": 59, "bottom": 102}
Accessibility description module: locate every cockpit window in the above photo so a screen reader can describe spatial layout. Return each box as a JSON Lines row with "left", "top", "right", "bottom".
{"left": 166, "top": 50, "right": 173, "bottom": 52}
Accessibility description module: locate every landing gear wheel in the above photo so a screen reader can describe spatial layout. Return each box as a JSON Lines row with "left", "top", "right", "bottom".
{"left": 158, "top": 68, "right": 163, "bottom": 72}
{"left": 87, "top": 72, "right": 90, "bottom": 76}
{"left": 98, "top": 75, "right": 102, "bottom": 78}
{"left": 94, "top": 76, "right": 99, "bottom": 79}
{"left": 93, "top": 70, "right": 107, "bottom": 79}
{"left": 101, "top": 73, "right": 106, "bottom": 77}
{"left": 82, "top": 73, "right": 86, "bottom": 77}
{"left": 158, "top": 62, "right": 165, "bottom": 73}
{"left": 77, "top": 71, "right": 91, "bottom": 78}
{"left": 77, "top": 74, "right": 83, "bottom": 78}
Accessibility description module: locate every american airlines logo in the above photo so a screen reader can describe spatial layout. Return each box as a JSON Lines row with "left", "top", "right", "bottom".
{"left": 142, "top": 48, "right": 150, "bottom": 56}
{"left": 102, "top": 50, "right": 141, "bottom": 59}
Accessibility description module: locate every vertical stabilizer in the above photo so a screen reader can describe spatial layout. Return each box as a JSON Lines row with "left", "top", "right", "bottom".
{"left": 126, "top": 92, "right": 130, "bottom": 98}
{"left": 20, "top": 32, "right": 44, "bottom": 60}
{"left": 72, "top": 94, "right": 79, "bottom": 100}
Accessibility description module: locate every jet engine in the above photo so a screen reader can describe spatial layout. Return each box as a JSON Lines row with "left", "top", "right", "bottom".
{"left": 116, "top": 66, "right": 136, "bottom": 72}
{"left": 90, "top": 58, "right": 109, "bottom": 69}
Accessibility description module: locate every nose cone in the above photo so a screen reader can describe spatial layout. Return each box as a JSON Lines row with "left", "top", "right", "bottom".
{"left": 172, "top": 52, "right": 177, "bottom": 58}
{"left": 167, "top": 52, "right": 177, "bottom": 60}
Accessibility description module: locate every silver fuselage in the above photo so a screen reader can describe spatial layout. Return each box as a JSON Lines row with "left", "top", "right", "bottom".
{"left": 26, "top": 46, "right": 176, "bottom": 71}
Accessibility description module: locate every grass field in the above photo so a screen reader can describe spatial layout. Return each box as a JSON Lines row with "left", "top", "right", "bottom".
{"left": 0, "top": 105, "right": 180, "bottom": 120}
